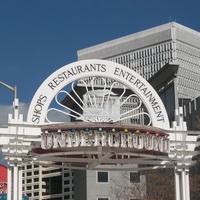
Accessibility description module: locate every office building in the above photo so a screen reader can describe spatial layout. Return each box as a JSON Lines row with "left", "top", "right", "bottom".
{"left": 78, "top": 22, "right": 200, "bottom": 123}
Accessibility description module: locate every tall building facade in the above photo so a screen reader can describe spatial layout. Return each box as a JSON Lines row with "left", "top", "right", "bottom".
{"left": 22, "top": 163, "right": 74, "bottom": 200}
{"left": 78, "top": 22, "right": 200, "bottom": 123}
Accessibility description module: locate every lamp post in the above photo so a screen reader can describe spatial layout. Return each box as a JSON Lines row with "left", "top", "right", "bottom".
{"left": 0, "top": 81, "right": 17, "bottom": 100}
{"left": 0, "top": 81, "right": 21, "bottom": 200}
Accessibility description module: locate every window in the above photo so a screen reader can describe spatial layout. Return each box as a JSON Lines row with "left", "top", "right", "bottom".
{"left": 27, "top": 172, "right": 31, "bottom": 176}
{"left": 27, "top": 186, "right": 31, "bottom": 190}
{"left": 97, "top": 171, "right": 108, "bottom": 183}
{"left": 27, "top": 179, "right": 31, "bottom": 183}
{"left": 64, "top": 173, "right": 70, "bottom": 177}
{"left": 64, "top": 187, "right": 70, "bottom": 192}
{"left": 34, "top": 185, "right": 39, "bottom": 189}
{"left": 34, "top": 170, "right": 39, "bottom": 175}
{"left": 64, "top": 180, "right": 70, "bottom": 184}
{"left": 130, "top": 172, "right": 140, "bottom": 183}
{"left": 34, "top": 192, "right": 39, "bottom": 196}
{"left": 27, "top": 165, "right": 32, "bottom": 169}
{"left": 34, "top": 178, "right": 39, "bottom": 182}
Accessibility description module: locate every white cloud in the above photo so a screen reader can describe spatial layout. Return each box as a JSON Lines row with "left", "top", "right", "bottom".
{"left": 0, "top": 102, "right": 29, "bottom": 124}
{"left": 0, "top": 103, "right": 30, "bottom": 165}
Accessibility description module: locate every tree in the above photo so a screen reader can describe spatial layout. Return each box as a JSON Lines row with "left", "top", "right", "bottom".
{"left": 110, "top": 169, "right": 175, "bottom": 200}
{"left": 189, "top": 155, "right": 200, "bottom": 200}
{"left": 144, "top": 168, "right": 175, "bottom": 200}
{"left": 110, "top": 164, "right": 200, "bottom": 200}
{"left": 110, "top": 171, "right": 146, "bottom": 200}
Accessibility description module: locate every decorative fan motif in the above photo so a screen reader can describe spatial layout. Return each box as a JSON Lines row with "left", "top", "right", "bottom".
{"left": 46, "top": 77, "right": 151, "bottom": 125}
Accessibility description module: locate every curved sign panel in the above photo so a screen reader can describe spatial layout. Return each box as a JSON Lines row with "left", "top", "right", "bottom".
{"left": 27, "top": 59, "right": 169, "bottom": 129}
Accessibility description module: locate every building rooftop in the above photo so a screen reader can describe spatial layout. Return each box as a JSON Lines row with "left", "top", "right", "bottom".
{"left": 78, "top": 22, "right": 200, "bottom": 60}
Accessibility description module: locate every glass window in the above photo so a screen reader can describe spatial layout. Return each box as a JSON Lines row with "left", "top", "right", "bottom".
{"left": 64, "top": 187, "right": 70, "bottom": 192}
{"left": 34, "top": 170, "right": 39, "bottom": 175}
{"left": 64, "top": 180, "right": 70, "bottom": 185}
{"left": 34, "top": 185, "right": 39, "bottom": 189}
{"left": 64, "top": 173, "right": 70, "bottom": 177}
{"left": 97, "top": 171, "right": 108, "bottom": 183}
{"left": 27, "top": 179, "right": 31, "bottom": 183}
{"left": 27, "top": 172, "right": 31, "bottom": 176}
{"left": 130, "top": 172, "right": 140, "bottom": 183}
{"left": 27, "top": 165, "right": 32, "bottom": 169}
{"left": 34, "top": 178, "right": 39, "bottom": 182}
{"left": 27, "top": 186, "right": 31, "bottom": 190}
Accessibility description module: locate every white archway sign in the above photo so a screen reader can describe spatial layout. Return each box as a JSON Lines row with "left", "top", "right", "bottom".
{"left": 27, "top": 59, "right": 170, "bottom": 129}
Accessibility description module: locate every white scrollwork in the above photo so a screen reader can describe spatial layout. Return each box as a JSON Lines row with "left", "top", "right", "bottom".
{"left": 46, "top": 77, "right": 151, "bottom": 125}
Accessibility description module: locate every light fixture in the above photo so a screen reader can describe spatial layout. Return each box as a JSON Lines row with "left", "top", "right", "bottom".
{"left": 71, "top": 128, "right": 76, "bottom": 132}
{"left": 135, "top": 130, "right": 140, "bottom": 134}
{"left": 98, "top": 127, "right": 103, "bottom": 132}
{"left": 124, "top": 128, "right": 128, "bottom": 133}
{"left": 146, "top": 131, "right": 151, "bottom": 135}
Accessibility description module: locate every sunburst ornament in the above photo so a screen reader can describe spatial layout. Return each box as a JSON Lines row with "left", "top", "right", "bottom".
{"left": 46, "top": 77, "right": 151, "bottom": 125}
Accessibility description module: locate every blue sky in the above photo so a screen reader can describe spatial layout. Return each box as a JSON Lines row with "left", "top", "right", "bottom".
{"left": 0, "top": 0, "right": 200, "bottom": 166}
{"left": 0, "top": 0, "right": 200, "bottom": 122}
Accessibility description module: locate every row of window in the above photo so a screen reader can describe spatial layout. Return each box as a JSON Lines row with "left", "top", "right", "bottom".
{"left": 111, "top": 43, "right": 173, "bottom": 64}
{"left": 179, "top": 86, "right": 198, "bottom": 99}
{"left": 112, "top": 54, "right": 170, "bottom": 68}
{"left": 177, "top": 63, "right": 200, "bottom": 98}
{"left": 176, "top": 42, "right": 200, "bottom": 58}
{"left": 177, "top": 51, "right": 200, "bottom": 66}
{"left": 97, "top": 171, "right": 140, "bottom": 183}
{"left": 107, "top": 42, "right": 200, "bottom": 87}
{"left": 109, "top": 45, "right": 173, "bottom": 80}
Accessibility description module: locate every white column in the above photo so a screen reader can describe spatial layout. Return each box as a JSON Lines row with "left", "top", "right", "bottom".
{"left": 174, "top": 169, "right": 180, "bottom": 200}
{"left": 185, "top": 170, "right": 190, "bottom": 200}
{"left": 181, "top": 170, "right": 186, "bottom": 200}
{"left": 39, "top": 165, "right": 43, "bottom": 200}
{"left": 7, "top": 166, "right": 12, "bottom": 200}
{"left": 18, "top": 166, "right": 23, "bottom": 200}
{"left": 12, "top": 164, "right": 18, "bottom": 200}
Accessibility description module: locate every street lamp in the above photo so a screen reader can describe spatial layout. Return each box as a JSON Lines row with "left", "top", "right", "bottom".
{"left": 0, "top": 81, "right": 18, "bottom": 122}
{"left": 0, "top": 81, "right": 20, "bottom": 200}
{"left": 0, "top": 81, "right": 17, "bottom": 99}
